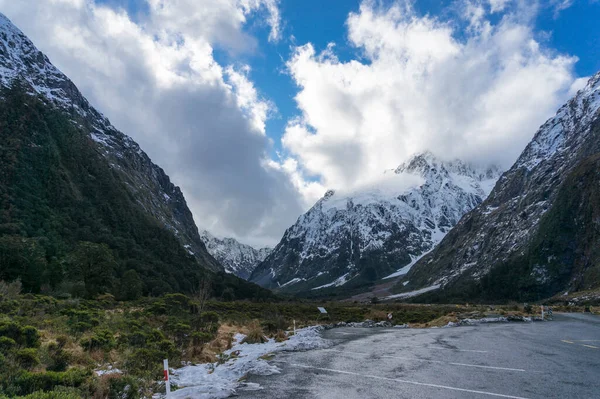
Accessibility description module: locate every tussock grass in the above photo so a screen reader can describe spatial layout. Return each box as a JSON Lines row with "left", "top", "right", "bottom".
{"left": 241, "top": 321, "right": 267, "bottom": 344}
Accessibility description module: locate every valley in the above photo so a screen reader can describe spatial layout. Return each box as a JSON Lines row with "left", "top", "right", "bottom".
{"left": 0, "top": 4, "right": 599, "bottom": 399}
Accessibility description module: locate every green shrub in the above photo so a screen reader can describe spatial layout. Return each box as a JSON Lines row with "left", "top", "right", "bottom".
{"left": 10, "top": 368, "right": 90, "bottom": 395}
{"left": 123, "top": 348, "right": 169, "bottom": 377}
{"left": 0, "top": 321, "right": 22, "bottom": 342}
{"left": 260, "top": 313, "right": 288, "bottom": 335}
{"left": 22, "top": 326, "right": 40, "bottom": 348}
{"left": 107, "top": 375, "right": 141, "bottom": 399}
{"left": 191, "top": 332, "right": 213, "bottom": 346}
{"left": 16, "top": 348, "right": 40, "bottom": 369}
{"left": 46, "top": 340, "right": 69, "bottom": 372}
{"left": 0, "top": 323, "right": 40, "bottom": 349}
{"left": 164, "top": 322, "right": 191, "bottom": 346}
{"left": 81, "top": 330, "right": 115, "bottom": 351}
{"left": 5, "top": 388, "right": 81, "bottom": 399}
{"left": 0, "top": 336, "right": 17, "bottom": 354}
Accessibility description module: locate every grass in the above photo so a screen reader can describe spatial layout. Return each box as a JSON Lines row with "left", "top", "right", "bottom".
{"left": 0, "top": 290, "right": 592, "bottom": 398}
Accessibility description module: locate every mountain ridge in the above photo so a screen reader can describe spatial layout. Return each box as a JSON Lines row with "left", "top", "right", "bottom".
{"left": 200, "top": 230, "right": 271, "bottom": 279}
{"left": 250, "top": 152, "right": 501, "bottom": 293}
{"left": 396, "top": 71, "right": 600, "bottom": 302}
{"left": 0, "top": 12, "right": 222, "bottom": 273}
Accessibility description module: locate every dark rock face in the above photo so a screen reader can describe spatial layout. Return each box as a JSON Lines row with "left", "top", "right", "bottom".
{"left": 250, "top": 152, "right": 500, "bottom": 293}
{"left": 400, "top": 72, "right": 600, "bottom": 302}
{"left": 0, "top": 13, "right": 221, "bottom": 273}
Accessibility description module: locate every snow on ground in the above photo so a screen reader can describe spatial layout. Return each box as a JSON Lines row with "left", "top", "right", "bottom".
{"left": 312, "top": 272, "right": 352, "bottom": 290}
{"left": 385, "top": 284, "right": 441, "bottom": 299}
{"left": 169, "top": 326, "right": 331, "bottom": 399}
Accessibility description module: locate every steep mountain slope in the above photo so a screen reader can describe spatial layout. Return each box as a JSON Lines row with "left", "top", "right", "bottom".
{"left": 0, "top": 14, "right": 282, "bottom": 300}
{"left": 0, "top": 13, "right": 221, "bottom": 273}
{"left": 250, "top": 153, "right": 500, "bottom": 292}
{"left": 200, "top": 231, "right": 271, "bottom": 279}
{"left": 397, "top": 72, "right": 600, "bottom": 303}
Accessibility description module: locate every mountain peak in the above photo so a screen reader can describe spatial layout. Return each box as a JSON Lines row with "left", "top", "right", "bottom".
{"left": 400, "top": 68, "right": 600, "bottom": 302}
{"left": 516, "top": 72, "right": 600, "bottom": 171}
{"left": 200, "top": 230, "right": 272, "bottom": 279}
{"left": 251, "top": 151, "right": 502, "bottom": 291}
{"left": 0, "top": 13, "right": 222, "bottom": 273}
{"left": 394, "top": 151, "right": 499, "bottom": 183}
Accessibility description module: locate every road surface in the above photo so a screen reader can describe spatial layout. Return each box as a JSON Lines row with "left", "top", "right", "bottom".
{"left": 237, "top": 313, "right": 600, "bottom": 399}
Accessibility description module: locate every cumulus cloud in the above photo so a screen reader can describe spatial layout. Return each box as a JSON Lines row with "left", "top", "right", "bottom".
{"left": 282, "top": 0, "right": 579, "bottom": 191}
{"left": 0, "top": 0, "right": 297, "bottom": 247}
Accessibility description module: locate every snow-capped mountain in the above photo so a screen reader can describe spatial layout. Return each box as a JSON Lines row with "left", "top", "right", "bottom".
{"left": 250, "top": 152, "right": 501, "bottom": 292}
{"left": 399, "top": 72, "right": 600, "bottom": 302}
{"left": 200, "top": 231, "right": 271, "bottom": 279}
{"left": 0, "top": 13, "right": 221, "bottom": 272}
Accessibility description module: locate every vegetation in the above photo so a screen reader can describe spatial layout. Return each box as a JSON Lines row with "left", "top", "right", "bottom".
{"left": 0, "top": 82, "right": 275, "bottom": 302}
{"left": 0, "top": 283, "right": 535, "bottom": 397}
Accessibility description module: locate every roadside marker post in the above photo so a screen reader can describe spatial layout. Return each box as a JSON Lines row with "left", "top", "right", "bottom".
{"left": 163, "top": 359, "right": 171, "bottom": 398}
{"left": 541, "top": 306, "right": 544, "bottom": 321}
{"left": 293, "top": 319, "right": 296, "bottom": 335}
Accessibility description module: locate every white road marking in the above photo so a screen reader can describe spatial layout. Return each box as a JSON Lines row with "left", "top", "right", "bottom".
{"left": 323, "top": 349, "right": 526, "bottom": 372}
{"left": 414, "top": 345, "right": 489, "bottom": 353}
{"left": 288, "top": 362, "right": 531, "bottom": 399}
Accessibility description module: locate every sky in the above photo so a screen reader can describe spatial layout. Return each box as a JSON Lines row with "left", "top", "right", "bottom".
{"left": 0, "top": 0, "right": 598, "bottom": 247}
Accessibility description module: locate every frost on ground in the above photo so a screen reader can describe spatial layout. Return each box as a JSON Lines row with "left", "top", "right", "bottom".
{"left": 169, "top": 326, "right": 330, "bottom": 399}
{"left": 444, "top": 316, "right": 532, "bottom": 327}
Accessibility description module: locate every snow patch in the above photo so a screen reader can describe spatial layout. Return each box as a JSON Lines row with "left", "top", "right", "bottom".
{"left": 385, "top": 284, "right": 441, "bottom": 300}
{"left": 170, "top": 326, "right": 330, "bottom": 398}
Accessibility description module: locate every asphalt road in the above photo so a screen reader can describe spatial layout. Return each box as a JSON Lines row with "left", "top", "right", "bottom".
{"left": 237, "top": 313, "right": 600, "bottom": 399}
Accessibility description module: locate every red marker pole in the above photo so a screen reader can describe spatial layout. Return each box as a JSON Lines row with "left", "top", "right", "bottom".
{"left": 163, "top": 359, "right": 171, "bottom": 398}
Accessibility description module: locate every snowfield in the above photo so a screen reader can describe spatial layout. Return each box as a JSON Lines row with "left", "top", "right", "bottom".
{"left": 169, "top": 327, "right": 331, "bottom": 399}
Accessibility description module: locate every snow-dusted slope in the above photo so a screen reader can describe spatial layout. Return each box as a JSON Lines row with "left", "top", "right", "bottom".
{"left": 0, "top": 13, "right": 221, "bottom": 272}
{"left": 250, "top": 152, "right": 500, "bottom": 292}
{"left": 200, "top": 231, "right": 271, "bottom": 279}
{"left": 399, "top": 72, "right": 600, "bottom": 301}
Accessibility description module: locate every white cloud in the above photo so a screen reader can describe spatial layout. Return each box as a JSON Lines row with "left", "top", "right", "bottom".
{"left": 146, "top": 0, "right": 281, "bottom": 50}
{"left": 489, "top": 0, "right": 511, "bottom": 13}
{"left": 283, "top": 0, "right": 579, "bottom": 191}
{"left": 0, "top": 0, "right": 297, "bottom": 247}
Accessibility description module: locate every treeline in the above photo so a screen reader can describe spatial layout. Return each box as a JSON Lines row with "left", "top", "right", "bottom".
{"left": 0, "top": 83, "right": 275, "bottom": 302}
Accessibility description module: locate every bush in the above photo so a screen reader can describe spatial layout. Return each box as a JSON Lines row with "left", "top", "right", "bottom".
{"left": 0, "top": 336, "right": 17, "bottom": 354}
{"left": 0, "top": 323, "right": 40, "bottom": 348}
{"left": 261, "top": 313, "right": 288, "bottom": 335}
{"left": 0, "top": 280, "right": 22, "bottom": 300}
{"left": 123, "top": 348, "right": 171, "bottom": 377}
{"left": 0, "top": 321, "right": 22, "bottom": 342}
{"left": 22, "top": 326, "right": 40, "bottom": 348}
{"left": 274, "top": 330, "right": 287, "bottom": 343}
{"left": 107, "top": 375, "right": 141, "bottom": 399}
{"left": 80, "top": 330, "right": 115, "bottom": 351}
{"left": 16, "top": 348, "right": 40, "bottom": 369}
{"left": 190, "top": 332, "right": 213, "bottom": 347}
{"left": 10, "top": 368, "right": 90, "bottom": 395}
{"left": 241, "top": 321, "right": 267, "bottom": 344}
{"left": 164, "top": 322, "right": 191, "bottom": 347}
{"left": 46, "top": 339, "right": 69, "bottom": 372}
{"left": 6, "top": 388, "right": 81, "bottom": 399}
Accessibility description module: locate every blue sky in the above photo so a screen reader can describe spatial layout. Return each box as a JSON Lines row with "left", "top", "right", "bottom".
{"left": 98, "top": 0, "right": 600, "bottom": 153}
{"left": 4, "top": 0, "right": 599, "bottom": 245}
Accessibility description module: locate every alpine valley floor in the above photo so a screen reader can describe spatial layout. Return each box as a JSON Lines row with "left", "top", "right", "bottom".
{"left": 237, "top": 313, "right": 600, "bottom": 399}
